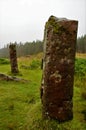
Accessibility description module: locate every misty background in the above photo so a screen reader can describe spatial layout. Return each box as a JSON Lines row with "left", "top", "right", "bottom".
{"left": 0, "top": 0, "right": 86, "bottom": 48}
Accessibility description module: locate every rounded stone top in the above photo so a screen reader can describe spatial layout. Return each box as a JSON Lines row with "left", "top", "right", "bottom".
{"left": 48, "top": 15, "right": 68, "bottom": 22}
{"left": 45, "top": 15, "right": 78, "bottom": 34}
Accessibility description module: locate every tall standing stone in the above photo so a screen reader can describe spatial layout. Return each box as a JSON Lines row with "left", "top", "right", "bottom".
{"left": 41, "top": 16, "right": 78, "bottom": 122}
{"left": 9, "top": 44, "right": 19, "bottom": 74}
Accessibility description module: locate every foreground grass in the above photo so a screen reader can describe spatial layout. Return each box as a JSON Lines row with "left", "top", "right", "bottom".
{"left": 0, "top": 56, "right": 86, "bottom": 130}
{"left": 0, "top": 68, "right": 42, "bottom": 130}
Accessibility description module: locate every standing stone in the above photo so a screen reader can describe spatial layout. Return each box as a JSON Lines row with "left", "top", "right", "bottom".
{"left": 9, "top": 44, "right": 19, "bottom": 74}
{"left": 41, "top": 16, "right": 78, "bottom": 122}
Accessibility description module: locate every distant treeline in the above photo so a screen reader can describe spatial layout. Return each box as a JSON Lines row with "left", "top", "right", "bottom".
{"left": 76, "top": 34, "right": 86, "bottom": 53}
{"left": 0, "top": 35, "right": 86, "bottom": 58}
{"left": 0, "top": 40, "right": 43, "bottom": 58}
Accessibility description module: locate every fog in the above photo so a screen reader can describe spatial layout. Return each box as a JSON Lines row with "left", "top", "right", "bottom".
{"left": 0, "top": 0, "right": 86, "bottom": 48}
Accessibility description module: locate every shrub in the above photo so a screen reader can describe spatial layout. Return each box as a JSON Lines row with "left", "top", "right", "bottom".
{"left": 81, "top": 92, "right": 86, "bottom": 100}
{"left": 81, "top": 110, "right": 86, "bottom": 120}
{"left": 75, "top": 58, "right": 86, "bottom": 102}
{"left": 75, "top": 58, "right": 86, "bottom": 76}
{"left": 0, "top": 58, "right": 10, "bottom": 65}
{"left": 29, "top": 60, "right": 41, "bottom": 69}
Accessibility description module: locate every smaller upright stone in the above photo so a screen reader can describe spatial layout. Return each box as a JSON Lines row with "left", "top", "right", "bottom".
{"left": 9, "top": 44, "right": 19, "bottom": 74}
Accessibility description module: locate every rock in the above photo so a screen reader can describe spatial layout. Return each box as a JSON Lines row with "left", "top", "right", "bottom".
{"left": 41, "top": 15, "right": 78, "bottom": 121}
{"left": 0, "top": 73, "right": 28, "bottom": 83}
{"left": 9, "top": 44, "right": 19, "bottom": 74}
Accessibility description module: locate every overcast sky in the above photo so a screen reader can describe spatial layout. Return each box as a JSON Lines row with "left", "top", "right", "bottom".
{"left": 0, "top": 0, "right": 86, "bottom": 48}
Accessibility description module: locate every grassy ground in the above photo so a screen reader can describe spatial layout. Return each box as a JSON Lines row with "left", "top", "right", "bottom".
{"left": 0, "top": 54, "right": 86, "bottom": 130}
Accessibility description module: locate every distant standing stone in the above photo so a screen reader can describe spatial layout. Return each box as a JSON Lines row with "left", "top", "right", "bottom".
{"left": 9, "top": 44, "right": 19, "bottom": 74}
{"left": 41, "top": 16, "right": 78, "bottom": 122}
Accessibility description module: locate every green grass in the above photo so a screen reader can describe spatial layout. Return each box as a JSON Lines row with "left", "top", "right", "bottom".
{"left": 0, "top": 57, "right": 86, "bottom": 130}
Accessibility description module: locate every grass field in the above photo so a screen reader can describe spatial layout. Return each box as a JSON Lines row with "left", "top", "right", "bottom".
{"left": 0, "top": 53, "right": 86, "bottom": 130}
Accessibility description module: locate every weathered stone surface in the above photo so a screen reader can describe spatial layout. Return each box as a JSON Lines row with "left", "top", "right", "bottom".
{"left": 41, "top": 16, "right": 78, "bottom": 121}
{"left": 9, "top": 44, "right": 19, "bottom": 73}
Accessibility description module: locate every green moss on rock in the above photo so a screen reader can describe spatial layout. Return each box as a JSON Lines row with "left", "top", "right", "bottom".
{"left": 45, "top": 15, "right": 61, "bottom": 33}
